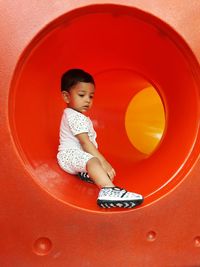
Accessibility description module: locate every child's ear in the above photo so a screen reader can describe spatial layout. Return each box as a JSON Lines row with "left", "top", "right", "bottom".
{"left": 62, "top": 91, "right": 70, "bottom": 104}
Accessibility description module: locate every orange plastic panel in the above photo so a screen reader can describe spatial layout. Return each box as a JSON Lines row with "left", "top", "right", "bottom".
{"left": 1, "top": 2, "right": 200, "bottom": 267}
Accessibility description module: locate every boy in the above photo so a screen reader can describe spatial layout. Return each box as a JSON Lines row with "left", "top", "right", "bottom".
{"left": 57, "top": 69, "right": 143, "bottom": 208}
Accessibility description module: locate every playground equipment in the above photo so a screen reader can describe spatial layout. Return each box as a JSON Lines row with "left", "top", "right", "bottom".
{"left": 1, "top": 1, "right": 200, "bottom": 266}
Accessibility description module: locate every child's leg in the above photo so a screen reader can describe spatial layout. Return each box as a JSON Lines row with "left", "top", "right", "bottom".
{"left": 86, "top": 158, "right": 144, "bottom": 209}
{"left": 86, "top": 157, "right": 115, "bottom": 188}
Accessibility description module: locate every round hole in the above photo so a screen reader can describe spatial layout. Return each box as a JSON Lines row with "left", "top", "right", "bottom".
{"left": 125, "top": 86, "right": 165, "bottom": 155}
{"left": 9, "top": 4, "right": 200, "bottom": 211}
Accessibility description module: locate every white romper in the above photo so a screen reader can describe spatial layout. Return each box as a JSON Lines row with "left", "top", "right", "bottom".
{"left": 57, "top": 108, "right": 98, "bottom": 174}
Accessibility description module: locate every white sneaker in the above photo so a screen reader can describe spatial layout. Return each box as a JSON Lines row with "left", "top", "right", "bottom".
{"left": 97, "top": 187, "right": 144, "bottom": 208}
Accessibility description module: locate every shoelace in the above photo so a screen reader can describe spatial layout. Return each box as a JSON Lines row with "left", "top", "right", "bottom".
{"left": 101, "top": 187, "right": 141, "bottom": 199}
{"left": 101, "top": 187, "right": 127, "bottom": 198}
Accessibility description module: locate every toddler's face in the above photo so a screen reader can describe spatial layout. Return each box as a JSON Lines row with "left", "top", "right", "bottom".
{"left": 62, "top": 82, "right": 95, "bottom": 113}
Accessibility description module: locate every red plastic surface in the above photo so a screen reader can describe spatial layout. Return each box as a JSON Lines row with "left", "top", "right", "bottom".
{"left": 1, "top": 1, "right": 200, "bottom": 266}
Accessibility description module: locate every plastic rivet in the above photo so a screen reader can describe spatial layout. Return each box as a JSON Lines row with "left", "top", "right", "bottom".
{"left": 194, "top": 236, "right": 200, "bottom": 247}
{"left": 33, "top": 237, "right": 52, "bottom": 255}
{"left": 147, "top": 231, "right": 156, "bottom": 242}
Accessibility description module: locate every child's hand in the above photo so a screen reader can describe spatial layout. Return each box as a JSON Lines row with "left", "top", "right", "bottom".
{"left": 101, "top": 160, "right": 116, "bottom": 181}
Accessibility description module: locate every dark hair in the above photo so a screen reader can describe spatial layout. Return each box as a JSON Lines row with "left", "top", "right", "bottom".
{"left": 61, "top": 68, "right": 95, "bottom": 92}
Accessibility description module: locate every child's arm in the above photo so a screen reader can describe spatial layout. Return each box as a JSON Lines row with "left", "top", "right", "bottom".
{"left": 76, "top": 133, "right": 116, "bottom": 180}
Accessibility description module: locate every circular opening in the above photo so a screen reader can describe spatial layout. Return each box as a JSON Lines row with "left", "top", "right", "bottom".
{"left": 125, "top": 86, "right": 165, "bottom": 155}
{"left": 9, "top": 4, "right": 200, "bottom": 212}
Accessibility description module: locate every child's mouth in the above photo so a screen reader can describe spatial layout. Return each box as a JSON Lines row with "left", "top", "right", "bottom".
{"left": 83, "top": 105, "right": 89, "bottom": 109}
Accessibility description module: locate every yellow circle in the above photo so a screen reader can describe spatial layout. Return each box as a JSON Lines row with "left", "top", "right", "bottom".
{"left": 125, "top": 86, "right": 165, "bottom": 155}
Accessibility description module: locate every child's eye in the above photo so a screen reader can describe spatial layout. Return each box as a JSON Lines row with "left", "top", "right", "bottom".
{"left": 79, "top": 94, "right": 84, "bottom": 97}
{"left": 90, "top": 95, "right": 94, "bottom": 99}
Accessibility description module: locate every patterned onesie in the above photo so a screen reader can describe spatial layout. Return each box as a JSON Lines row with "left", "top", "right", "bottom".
{"left": 57, "top": 108, "right": 97, "bottom": 174}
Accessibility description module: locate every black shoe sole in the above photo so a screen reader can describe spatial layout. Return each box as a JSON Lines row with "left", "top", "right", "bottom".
{"left": 97, "top": 198, "right": 144, "bottom": 208}
{"left": 77, "top": 173, "right": 94, "bottom": 184}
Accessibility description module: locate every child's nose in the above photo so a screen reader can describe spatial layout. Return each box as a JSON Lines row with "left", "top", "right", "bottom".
{"left": 86, "top": 96, "right": 91, "bottom": 103}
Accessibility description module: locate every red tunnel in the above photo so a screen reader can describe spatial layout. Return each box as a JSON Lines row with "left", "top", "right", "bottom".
{"left": 1, "top": 1, "right": 200, "bottom": 266}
